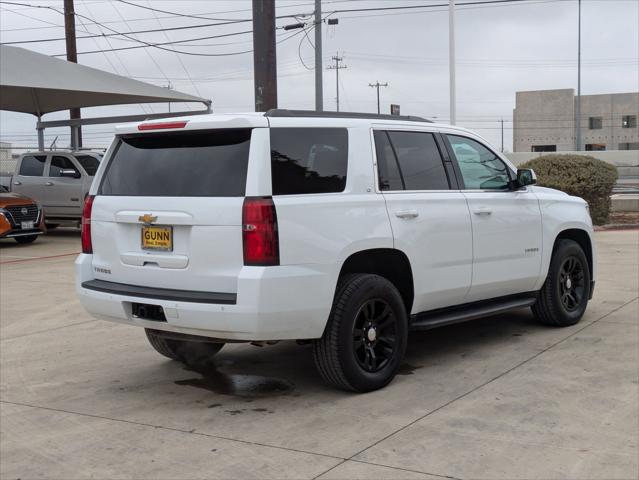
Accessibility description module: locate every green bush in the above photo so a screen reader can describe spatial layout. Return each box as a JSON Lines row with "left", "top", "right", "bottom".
{"left": 520, "top": 154, "right": 618, "bottom": 225}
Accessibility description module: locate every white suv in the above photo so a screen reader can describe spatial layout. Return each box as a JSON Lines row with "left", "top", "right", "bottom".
{"left": 76, "top": 110, "right": 596, "bottom": 392}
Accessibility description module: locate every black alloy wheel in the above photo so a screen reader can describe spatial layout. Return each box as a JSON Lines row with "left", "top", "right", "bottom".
{"left": 352, "top": 299, "right": 397, "bottom": 373}
{"left": 558, "top": 256, "right": 586, "bottom": 312}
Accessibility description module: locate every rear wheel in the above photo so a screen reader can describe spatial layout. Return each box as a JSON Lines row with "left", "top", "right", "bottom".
{"left": 145, "top": 329, "right": 224, "bottom": 364}
{"left": 532, "top": 239, "right": 591, "bottom": 327}
{"left": 313, "top": 274, "right": 408, "bottom": 392}
{"left": 14, "top": 235, "right": 38, "bottom": 244}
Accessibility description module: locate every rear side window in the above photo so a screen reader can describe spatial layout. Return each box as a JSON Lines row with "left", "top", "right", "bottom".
{"left": 374, "top": 131, "right": 449, "bottom": 190}
{"left": 50, "top": 156, "right": 79, "bottom": 177}
{"left": 270, "top": 127, "right": 348, "bottom": 195}
{"left": 100, "top": 129, "right": 252, "bottom": 197}
{"left": 75, "top": 155, "right": 100, "bottom": 176}
{"left": 19, "top": 155, "right": 46, "bottom": 176}
{"left": 374, "top": 131, "right": 403, "bottom": 191}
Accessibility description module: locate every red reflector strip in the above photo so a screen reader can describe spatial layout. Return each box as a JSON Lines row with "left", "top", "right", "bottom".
{"left": 138, "top": 121, "right": 188, "bottom": 131}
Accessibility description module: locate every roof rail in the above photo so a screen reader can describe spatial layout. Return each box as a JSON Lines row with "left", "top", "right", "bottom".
{"left": 264, "top": 109, "right": 432, "bottom": 123}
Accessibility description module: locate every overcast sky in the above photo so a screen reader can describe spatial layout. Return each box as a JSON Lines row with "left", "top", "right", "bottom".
{"left": 1, "top": 0, "right": 637, "bottom": 152}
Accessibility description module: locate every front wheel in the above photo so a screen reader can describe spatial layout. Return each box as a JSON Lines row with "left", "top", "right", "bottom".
{"left": 532, "top": 239, "right": 591, "bottom": 327}
{"left": 313, "top": 274, "right": 408, "bottom": 392}
{"left": 145, "top": 329, "right": 224, "bottom": 365}
{"left": 15, "top": 235, "right": 38, "bottom": 244}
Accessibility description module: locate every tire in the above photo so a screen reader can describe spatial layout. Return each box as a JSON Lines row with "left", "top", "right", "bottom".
{"left": 532, "top": 239, "right": 591, "bottom": 327}
{"left": 14, "top": 235, "right": 38, "bottom": 244}
{"left": 145, "top": 329, "right": 224, "bottom": 364}
{"left": 312, "top": 274, "right": 408, "bottom": 392}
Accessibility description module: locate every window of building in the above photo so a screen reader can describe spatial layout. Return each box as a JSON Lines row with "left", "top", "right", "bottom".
{"left": 49, "top": 156, "right": 80, "bottom": 177}
{"left": 622, "top": 115, "right": 637, "bottom": 129}
{"left": 446, "top": 135, "right": 511, "bottom": 190}
{"left": 531, "top": 145, "right": 557, "bottom": 152}
{"left": 619, "top": 142, "right": 639, "bottom": 150}
{"left": 18, "top": 155, "right": 46, "bottom": 176}
{"left": 588, "top": 117, "right": 603, "bottom": 130}
{"left": 270, "top": 128, "right": 348, "bottom": 195}
{"left": 585, "top": 143, "right": 606, "bottom": 151}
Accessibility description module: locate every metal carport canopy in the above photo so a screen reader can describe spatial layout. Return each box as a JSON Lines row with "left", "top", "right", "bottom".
{"left": 0, "top": 45, "right": 209, "bottom": 115}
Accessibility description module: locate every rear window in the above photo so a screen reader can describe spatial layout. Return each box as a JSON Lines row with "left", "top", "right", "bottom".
{"left": 100, "top": 129, "right": 252, "bottom": 197}
{"left": 75, "top": 155, "right": 100, "bottom": 176}
{"left": 270, "top": 127, "right": 348, "bottom": 195}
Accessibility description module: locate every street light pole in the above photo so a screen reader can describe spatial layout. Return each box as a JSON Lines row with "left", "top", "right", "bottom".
{"left": 314, "top": 0, "right": 323, "bottom": 111}
{"left": 449, "top": 0, "right": 456, "bottom": 125}
{"left": 575, "top": 0, "right": 582, "bottom": 151}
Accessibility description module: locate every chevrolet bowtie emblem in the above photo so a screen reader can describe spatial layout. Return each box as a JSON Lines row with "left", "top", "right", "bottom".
{"left": 138, "top": 214, "right": 158, "bottom": 224}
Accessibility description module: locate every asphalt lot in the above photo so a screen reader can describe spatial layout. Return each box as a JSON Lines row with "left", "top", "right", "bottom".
{"left": 1, "top": 229, "right": 637, "bottom": 480}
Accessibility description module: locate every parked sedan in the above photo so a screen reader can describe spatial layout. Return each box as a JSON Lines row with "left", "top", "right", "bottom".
{"left": 0, "top": 186, "right": 46, "bottom": 244}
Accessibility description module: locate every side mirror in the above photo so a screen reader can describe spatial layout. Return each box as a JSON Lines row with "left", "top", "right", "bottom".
{"left": 60, "top": 169, "right": 81, "bottom": 179}
{"left": 516, "top": 168, "right": 536, "bottom": 188}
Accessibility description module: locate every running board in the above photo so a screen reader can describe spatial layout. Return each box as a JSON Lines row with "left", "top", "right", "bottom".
{"left": 410, "top": 294, "right": 537, "bottom": 331}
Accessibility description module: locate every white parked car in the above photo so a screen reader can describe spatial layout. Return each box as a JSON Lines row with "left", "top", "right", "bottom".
{"left": 76, "top": 110, "right": 596, "bottom": 392}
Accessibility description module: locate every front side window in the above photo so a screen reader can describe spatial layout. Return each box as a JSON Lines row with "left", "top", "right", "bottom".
{"left": 270, "top": 128, "right": 348, "bottom": 195}
{"left": 50, "top": 156, "right": 80, "bottom": 177}
{"left": 447, "top": 135, "right": 511, "bottom": 190}
{"left": 18, "top": 155, "right": 46, "bottom": 176}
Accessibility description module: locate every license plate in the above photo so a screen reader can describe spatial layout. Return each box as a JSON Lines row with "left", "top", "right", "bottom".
{"left": 21, "top": 221, "right": 34, "bottom": 230}
{"left": 141, "top": 226, "right": 173, "bottom": 251}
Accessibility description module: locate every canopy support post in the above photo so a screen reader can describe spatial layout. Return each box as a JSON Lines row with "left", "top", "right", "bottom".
{"left": 36, "top": 117, "right": 45, "bottom": 151}
{"left": 70, "top": 126, "right": 80, "bottom": 150}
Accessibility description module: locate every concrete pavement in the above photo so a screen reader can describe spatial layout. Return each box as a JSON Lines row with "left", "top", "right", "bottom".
{"left": 1, "top": 230, "right": 637, "bottom": 479}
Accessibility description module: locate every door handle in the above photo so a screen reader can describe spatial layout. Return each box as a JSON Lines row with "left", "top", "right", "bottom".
{"left": 13, "top": 181, "right": 21, "bottom": 186}
{"left": 45, "top": 181, "right": 54, "bottom": 186}
{"left": 395, "top": 210, "right": 419, "bottom": 219}
{"left": 473, "top": 207, "right": 492, "bottom": 216}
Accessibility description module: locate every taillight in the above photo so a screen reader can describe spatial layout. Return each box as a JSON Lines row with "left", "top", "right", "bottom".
{"left": 242, "top": 197, "right": 279, "bottom": 266}
{"left": 81, "top": 195, "right": 95, "bottom": 254}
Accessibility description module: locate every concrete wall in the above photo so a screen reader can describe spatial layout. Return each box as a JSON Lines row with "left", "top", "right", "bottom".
{"left": 506, "top": 150, "right": 639, "bottom": 167}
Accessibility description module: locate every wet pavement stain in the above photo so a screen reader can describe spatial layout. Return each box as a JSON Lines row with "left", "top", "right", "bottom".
{"left": 207, "top": 403, "right": 222, "bottom": 409}
{"left": 397, "top": 363, "right": 423, "bottom": 375}
{"left": 174, "top": 364, "right": 294, "bottom": 398}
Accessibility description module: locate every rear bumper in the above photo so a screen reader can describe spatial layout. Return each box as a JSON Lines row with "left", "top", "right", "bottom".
{"left": 75, "top": 254, "right": 335, "bottom": 341}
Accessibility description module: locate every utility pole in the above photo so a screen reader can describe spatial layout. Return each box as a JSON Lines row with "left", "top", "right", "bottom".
{"left": 252, "top": 0, "right": 277, "bottom": 112}
{"left": 575, "top": 0, "right": 582, "bottom": 151}
{"left": 448, "top": 0, "right": 456, "bottom": 125}
{"left": 327, "top": 53, "right": 346, "bottom": 112}
{"left": 369, "top": 81, "right": 388, "bottom": 115}
{"left": 314, "top": 0, "right": 323, "bottom": 111}
{"left": 64, "top": 0, "right": 81, "bottom": 149}
{"left": 166, "top": 81, "right": 173, "bottom": 113}
{"left": 500, "top": 119, "right": 504, "bottom": 152}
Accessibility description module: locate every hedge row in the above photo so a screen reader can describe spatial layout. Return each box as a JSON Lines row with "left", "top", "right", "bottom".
{"left": 520, "top": 154, "right": 618, "bottom": 225}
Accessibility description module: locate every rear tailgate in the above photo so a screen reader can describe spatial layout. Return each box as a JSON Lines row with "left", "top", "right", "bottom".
{"left": 90, "top": 126, "right": 261, "bottom": 294}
